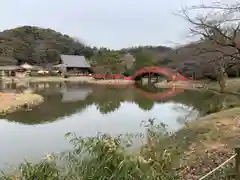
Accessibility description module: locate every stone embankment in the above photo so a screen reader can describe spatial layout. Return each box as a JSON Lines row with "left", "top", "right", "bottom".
{"left": 88, "top": 79, "right": 135, "bottom": 85}
{"left": 1, "top": 76, "right": 93, "bottom": 83}
{"left": 0, "top": 92, "right": 44, "bottom": 115}
{"left": 2, "top": 77, "right": 135, "bottom": 85}
{"left": 155, "top": 80, "right": 205, "bottom": 89}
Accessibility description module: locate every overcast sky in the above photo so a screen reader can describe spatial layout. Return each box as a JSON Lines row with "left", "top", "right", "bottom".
{"left": 0, "top": 0, "right": 228, "bottom": 49}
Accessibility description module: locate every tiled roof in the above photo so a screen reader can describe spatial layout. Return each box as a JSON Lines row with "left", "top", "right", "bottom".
{"left": 60, "top": 55, "right": 91, "bottom": 68}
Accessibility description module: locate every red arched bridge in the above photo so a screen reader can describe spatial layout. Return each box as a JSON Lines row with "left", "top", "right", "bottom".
{"left": 128, "top": 66, "right": 188, "bottom": 81}
{"left": 92, "top": 66, "right": 189, "bottom": 81}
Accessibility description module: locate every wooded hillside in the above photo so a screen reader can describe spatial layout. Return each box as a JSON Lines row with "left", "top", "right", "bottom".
{"left": 0, "top": 26, "right": 94, "bottom": 66}
{"left": 1, "top": 25, "right": 238, "bottom": 78}
{"left": 0, "top": 26, "right": 171, "bottom": 70}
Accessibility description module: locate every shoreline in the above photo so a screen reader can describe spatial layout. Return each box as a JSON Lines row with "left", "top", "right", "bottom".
{"left": 173, "top": 107, "right": 240, "bottom": 178}
{"left": 87, "top": 79, "right": 135, "bottom": 85}
{"left": 155, "top": 80, "right": 205, "bottom": 89}
{"left": 155, "top": 78, "right": 240, "bottom": 93}
{"left": 0, "top": 92, "right": 44, "bottom": 115}
{"left": 1, "top": 76, "right": 135, "bottom": 85}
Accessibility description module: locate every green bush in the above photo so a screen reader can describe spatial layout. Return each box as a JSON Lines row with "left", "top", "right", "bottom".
{"left": 123, "top": 69, "right": 135, "bottom": 77}
{"left": 122, "top": 71, "right": 131, "bottom": 77}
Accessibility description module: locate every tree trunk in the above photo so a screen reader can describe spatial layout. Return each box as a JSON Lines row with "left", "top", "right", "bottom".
{"left": 148, "top": 73, "right": 151, "bottom": 84}
{"left": 218, "top": 76, "right": 227, "bottom": 92}
{"left": 236, "top": 68, "right": 239, "bottom": 77}
{"left": 217, "top": 66, "right": 228, "bottom": 93}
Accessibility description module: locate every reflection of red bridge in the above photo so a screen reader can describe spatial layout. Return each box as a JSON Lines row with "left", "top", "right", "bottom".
{"left": 91, "top": 83, "right": 184, "bottom": 101}
{"left": 134, "top": 87, "right": 185, "bottom": 101}
{"left": 129, "top": 66, "right": 188, "bottom": 81}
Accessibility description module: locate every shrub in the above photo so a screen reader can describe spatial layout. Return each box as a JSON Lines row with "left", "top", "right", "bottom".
{"left": 122, "top": 71, "right": 131, "bottom": 77}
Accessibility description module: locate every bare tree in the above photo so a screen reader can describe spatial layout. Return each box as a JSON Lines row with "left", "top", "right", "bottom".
{"left": 120, "top": 53, "right": 136, "bottom": 70}
{"left": 177, "top": 1, "right": 240, "bottom": 92}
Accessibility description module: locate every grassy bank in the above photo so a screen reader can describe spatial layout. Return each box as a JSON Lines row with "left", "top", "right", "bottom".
{"left": 155, "top": 80, "right": 204, "bottom": 89}
{"left": 0, "top": 92, "right": 44, "bottom": 115}
{"left": 155, "top": 78, "right": 240, "bottom": 90}
{"left": 164, "top": 107, "right": 240, "bottom": 179}
{"left": 204, "top": 78, "right": 240, "bottom": 94}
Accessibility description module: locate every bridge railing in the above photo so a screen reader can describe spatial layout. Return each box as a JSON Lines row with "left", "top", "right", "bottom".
{"left": 131, "top": 66, "right": 181, "bottom": 80}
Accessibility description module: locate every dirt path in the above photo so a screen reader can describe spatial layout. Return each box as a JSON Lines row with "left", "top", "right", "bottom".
{"left": 176, "top": 108, "right": 240, "bottom": 179}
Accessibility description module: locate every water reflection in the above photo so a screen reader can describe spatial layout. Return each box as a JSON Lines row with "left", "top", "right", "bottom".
{"left": 1, "top": 81, "right": 236, "bottom": 125}
{"left": 1, "top": 83, "right": 185, "bottom": 123}
{"left": 61, "top": 85, "right": 93, "bottom": 102}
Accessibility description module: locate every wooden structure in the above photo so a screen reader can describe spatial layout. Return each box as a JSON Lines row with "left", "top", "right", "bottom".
{"left": 0, "top": 65, "right": 20, "bottom": 77}
{"left": 129, "top": 66, "right": 188, "bottom": 81}
{"left": 20, "top": 63, "right": 33, "bottom": 70}
{"left": 56, "top": 55, "right": 92, "bottom": 76}
{"left": 92, "top": 74, "right": 125, "bottom": 80}
{"left": 19, "top": 63, "right": 42, "bottom": 72}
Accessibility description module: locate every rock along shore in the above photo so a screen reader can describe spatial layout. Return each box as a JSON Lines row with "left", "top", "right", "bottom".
{"left": 0, "top": 92, "right": 44, "bottom": 115}
{"left": 88, "top": 79, "right": 135, "bottom": 85}
{"left": 155, "top": 80, "right": 205, "bottom": 89}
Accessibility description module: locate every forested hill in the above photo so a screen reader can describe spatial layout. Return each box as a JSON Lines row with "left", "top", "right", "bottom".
{"left": 0, "top": 26, "right": 172, "bottom": 70}
{"left": 0, "top": 26, "right": 94, "bottom": 66}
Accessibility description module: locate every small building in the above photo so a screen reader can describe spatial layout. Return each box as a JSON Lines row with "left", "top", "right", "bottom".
{"left": 20, "top": 63, "right": 42, "bottom": 72}
{"left": 56, "top": 55, "right": 92, "bottom": 75}
{"left": 20, "top": 63, "right": 33, "bottom": 70}
{"left": 0, "top": 65, "right": 20, "bottom": 77}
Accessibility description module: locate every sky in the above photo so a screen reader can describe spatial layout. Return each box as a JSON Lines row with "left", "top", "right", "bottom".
{"left": 0, "top": 0, "right": 229, "bottom": 49}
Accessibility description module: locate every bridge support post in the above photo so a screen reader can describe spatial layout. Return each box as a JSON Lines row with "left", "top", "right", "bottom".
{"left": 148, "top": 73, "right": 153, "bottom": 84}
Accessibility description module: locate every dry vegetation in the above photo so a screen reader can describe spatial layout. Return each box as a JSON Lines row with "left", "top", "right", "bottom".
{"left": 178, "top": 107, "right": 240, "bottom": 179}
{"left": 0, "top": 92, "right": 43, "bottom": 115}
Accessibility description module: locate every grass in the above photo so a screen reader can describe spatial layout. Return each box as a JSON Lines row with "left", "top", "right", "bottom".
{"left": 168, "top": 108, "right": 240, "bottom": 179}
{"left": 0, "top": 92, "right": 44, "bottom": 115}
{"left": 201, "top": 78, "right": 240, "bottom": 94}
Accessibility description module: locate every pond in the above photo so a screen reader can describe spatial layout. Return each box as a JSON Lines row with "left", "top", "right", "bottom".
{"left": 0, "top": 82, "right": 236, "bottom": 169}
